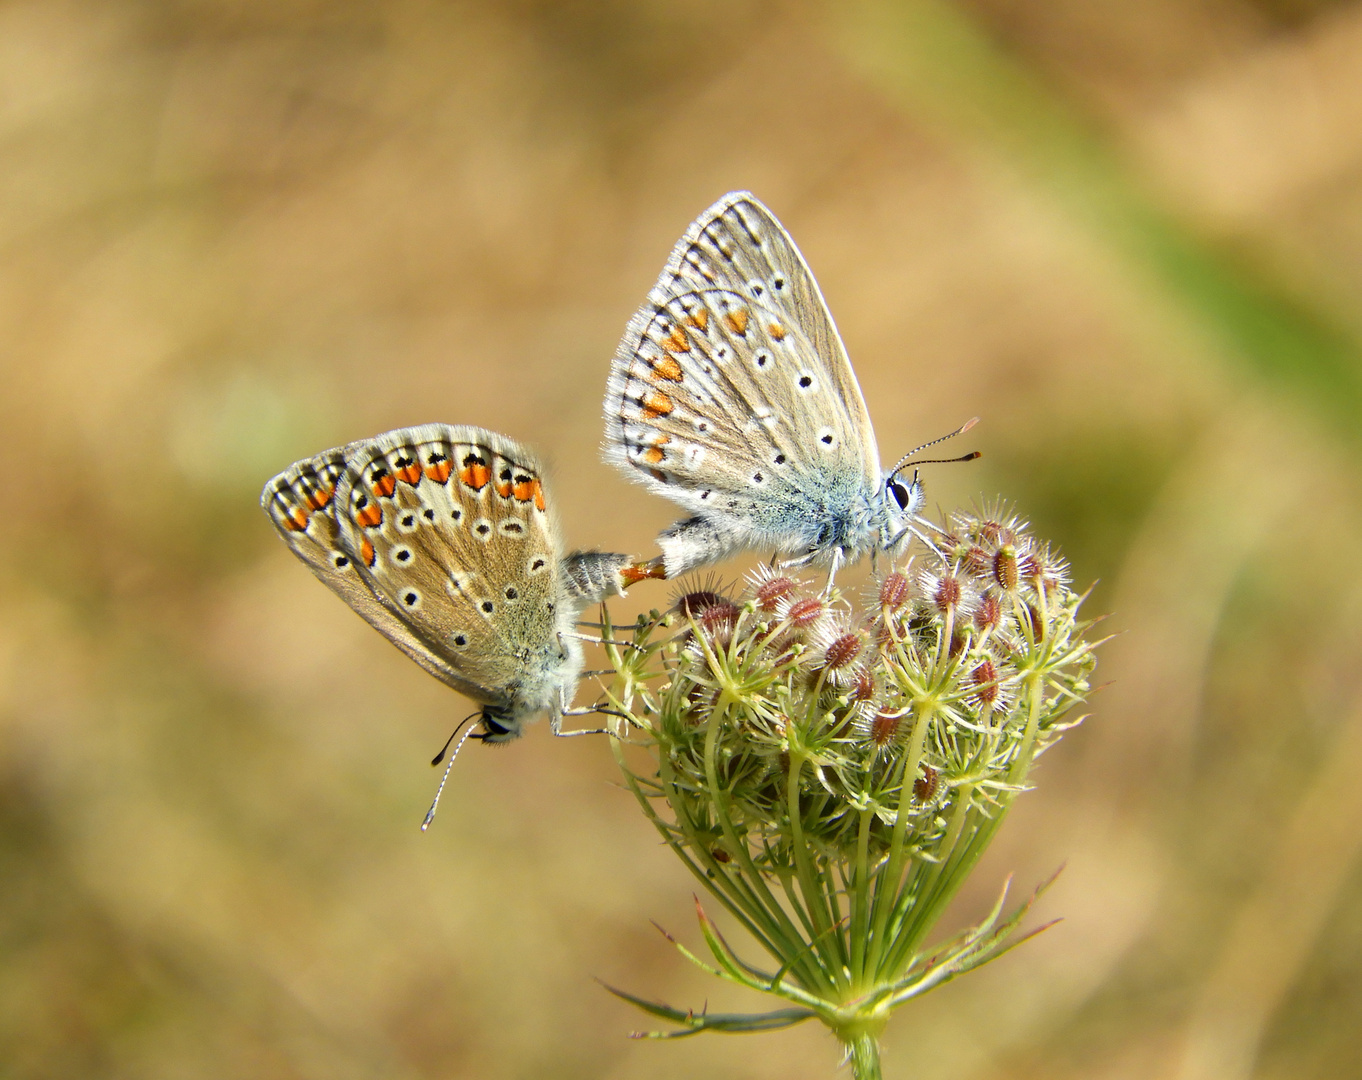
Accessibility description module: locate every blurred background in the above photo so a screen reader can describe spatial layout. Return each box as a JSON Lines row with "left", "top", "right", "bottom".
{"left": 4, "top": 1, "right": 1362, "bottom": 1077}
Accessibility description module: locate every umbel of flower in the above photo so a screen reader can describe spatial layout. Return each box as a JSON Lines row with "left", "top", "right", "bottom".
{"left": 601, "top": 506, "right": 1102, "bottom": 1080}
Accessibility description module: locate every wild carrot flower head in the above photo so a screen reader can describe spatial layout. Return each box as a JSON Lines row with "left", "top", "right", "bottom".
{"left": 601, "top": 503, "right": 1103, "bottom": 1070}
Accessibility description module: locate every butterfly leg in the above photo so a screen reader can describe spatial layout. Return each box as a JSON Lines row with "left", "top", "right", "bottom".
{"left": 888, "top": 521, "right": 945, "bottom": 559}
{"left": 562, "top": 629, "right": 643, "bottom": 650}
{"left": 822, "top": 548, "right": 844, "bottom": 595}
{"left": 550, "top": 695, "right": 630, "bottom": 737}
{"left": 776, "top": 549, "right": 819, "bottom": 571}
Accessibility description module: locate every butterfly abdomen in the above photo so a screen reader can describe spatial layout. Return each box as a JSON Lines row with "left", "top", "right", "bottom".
{"left": 560, "top": 551, "right": 634, "bottom": 605}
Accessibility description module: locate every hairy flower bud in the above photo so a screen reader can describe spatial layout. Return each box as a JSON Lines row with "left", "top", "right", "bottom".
{"left": 879, "top": 572, "right": 911, "bottom": 610}
{"left": 975, "top": 591, "right": 1003, "bottom": 632}
{"left": 755, "top": 575, "right": 797, "bottom": 611}
{"left": 993, "top": 546, "right": 1018, "bottom": 591}
{"left": 783, "top": 596, "right": 825, "bottom": 628}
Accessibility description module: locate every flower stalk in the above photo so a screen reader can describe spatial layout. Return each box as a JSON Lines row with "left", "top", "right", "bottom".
{"left": 598, "top": 506, "right": 1102, "bottom": 1076}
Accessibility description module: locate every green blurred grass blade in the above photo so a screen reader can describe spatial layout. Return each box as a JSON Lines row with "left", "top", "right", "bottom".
{"left": 835, "top": 0, "right": 1362, "bottom": 445}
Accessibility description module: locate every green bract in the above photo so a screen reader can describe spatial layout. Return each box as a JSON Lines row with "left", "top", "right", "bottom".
{"left": 600, "top": 507, "right": 1103, "bottom": 1079}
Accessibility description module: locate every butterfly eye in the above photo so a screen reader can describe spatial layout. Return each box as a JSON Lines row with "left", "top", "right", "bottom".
{"left": 889, "top": 481, "right": 913, "bottom": 511}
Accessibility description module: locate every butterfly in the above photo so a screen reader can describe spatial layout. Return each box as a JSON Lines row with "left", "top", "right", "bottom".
{"left": 604, "top": 191, "right": 975, "bottom": 579}
{"left": 261, "top": 424, "right": 653, "bottom": 749}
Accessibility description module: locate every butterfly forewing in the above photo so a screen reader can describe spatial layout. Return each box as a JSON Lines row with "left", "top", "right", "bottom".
{"left": 332, "top": 424, "right": 566, "bottom": 705}
{"left": 263, "top": 443, "right": 498, "bottom": 699}
{"left": 606, "top": 192, "right": 881, "bottom": 515}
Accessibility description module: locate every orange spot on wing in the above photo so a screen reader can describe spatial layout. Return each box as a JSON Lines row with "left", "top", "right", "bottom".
{"left": 663, "top": 327, "right": 690, "bottom": 352}
{"left": 531, "top": 478, "right": 545, "bottom": 511}
{"left": 724, "top": 309, "right": 749, "bottom": 336}
{"left": 359, "top": 538, "right": 375, "bottom": 566}
{"left": 394, "top": 462, "right": 422, "bottom": 485}
{"left": 768, "top": 322, "right": 787, "bottom": 341}
{"left": 284, "top": 507, "right": 309, "bottom": 531}
{"left": 459, "top": 462, "right": 490, "bottom": 490}
{"left": 641, "top": 391, "right": 674, "bottom": 418}
{"left": 496, "top": 477, "right": 513, "bottom": 498}
{"left": 371, "top": 472, "right": 396, "bottom": 498}
{"left": 685, "top": 309, "right": 709, "bottom": 331}
{"left": 355, "top": 502, "right": 383, "bottom": 529}
{"left": 304, "top": 486, "right": 333, "bottom": 511}
{"left": 425, "top": 459, "right": 452, "bottom": 483}
{"left": 642, "top": 446, "right": 665, "bottom": 465}
{"left": 651, "top": 356, "right": 683, "bottom": 381}
{"left": 512, "top": 476, "right": 540, "bottom": 503}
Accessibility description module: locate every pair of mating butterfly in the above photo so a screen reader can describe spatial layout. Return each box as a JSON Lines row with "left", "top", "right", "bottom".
{"left": 262, "top": 192, "right": 975, "bottom": 780}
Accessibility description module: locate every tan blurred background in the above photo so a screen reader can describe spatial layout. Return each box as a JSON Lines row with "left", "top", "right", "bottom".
{"left": 5, "top": 1, "right": 1362, "bottom": 1077}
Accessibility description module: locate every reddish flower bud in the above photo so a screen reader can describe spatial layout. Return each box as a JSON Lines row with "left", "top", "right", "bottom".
{"left": 676, "top": 590, "right": 725, "bottom": 617}
{"left": 993, "top": 546, "right": 1018, "bottom": 591}
{"left": 963, "top": 545, "right": 990, "bottom": 578}
{"left": 974, "top": 591, "right": 1002, "bottom": 631}
{"left": 913, "top": 765, "right": 940, "bottom": 803}
{"left": 879, "top": 572, "right": 911, "bottom": 609}
{"left": 786, "top": 597, "right": 824, "bottom": 628}
{"left": 933, "top": 574, "right": 963, "bottom": 612}
{"left": 849, "top": 667, "right": 876, "bottom": 704}
{"left": 823, "top": 632, "right": 863, "bottom": 670}
{"left": 971, "top": 658, "right": 999, "bottom": 705}
{"left": 869, "top": 710, "right": 903, "bottom": 747}
{"left": 755, "top": 575, "right": 797, "bottom": 611}
{"left": 699, "top": 601, "right": 741, "bottom": 644}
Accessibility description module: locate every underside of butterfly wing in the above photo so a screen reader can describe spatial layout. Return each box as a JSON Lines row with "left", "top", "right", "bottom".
{"left": 332, "top": 424, "right": 582, "bottom": 725}
{"left": 262, "top": 444, "right": 491, "bottom": 699}
{"left": 604, "top": 192, "right": 886, "bottom": 573}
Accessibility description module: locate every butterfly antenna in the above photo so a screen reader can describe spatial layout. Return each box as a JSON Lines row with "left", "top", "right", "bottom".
{"left": 421, "top": 711, "right": 481, "bottom": 832}
{"left": 887, "top": 417, "right": 981, "bottom": 480}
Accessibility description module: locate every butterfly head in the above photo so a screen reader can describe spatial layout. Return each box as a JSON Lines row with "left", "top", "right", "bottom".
{"left": 474, "top": 707, "right": 525, "bottom": 744}
{"left": 880, "top": 470, "right": 925, "bottom": 548}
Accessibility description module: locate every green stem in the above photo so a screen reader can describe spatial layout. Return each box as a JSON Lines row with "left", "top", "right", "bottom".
{"left": 846, "top": 1032, "right": 883, "bottom": 1080}
{"left": 849, "top": 808, "right": 873, "bottom": 986}
{"left": 866, "top": 698, "right": 935, "bottom": 978}
{"left": 786, "top": 751, "right": 845, "bottom": 981}
{"left": 702, "top": 697, "right": 834, "bottom": 995}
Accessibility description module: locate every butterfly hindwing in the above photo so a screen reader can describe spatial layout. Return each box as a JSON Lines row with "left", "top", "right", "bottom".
{"left": 261, "top": 444, "right": 489, "bottom": 699}
{"left": 658, "top": 191, "right": 878, "bottom": 479}
{"left": 605, "top": 192, "right": 886, "bottom": 573}
{"left": 331, "top": 424, "right": 570, "bottom": 708}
